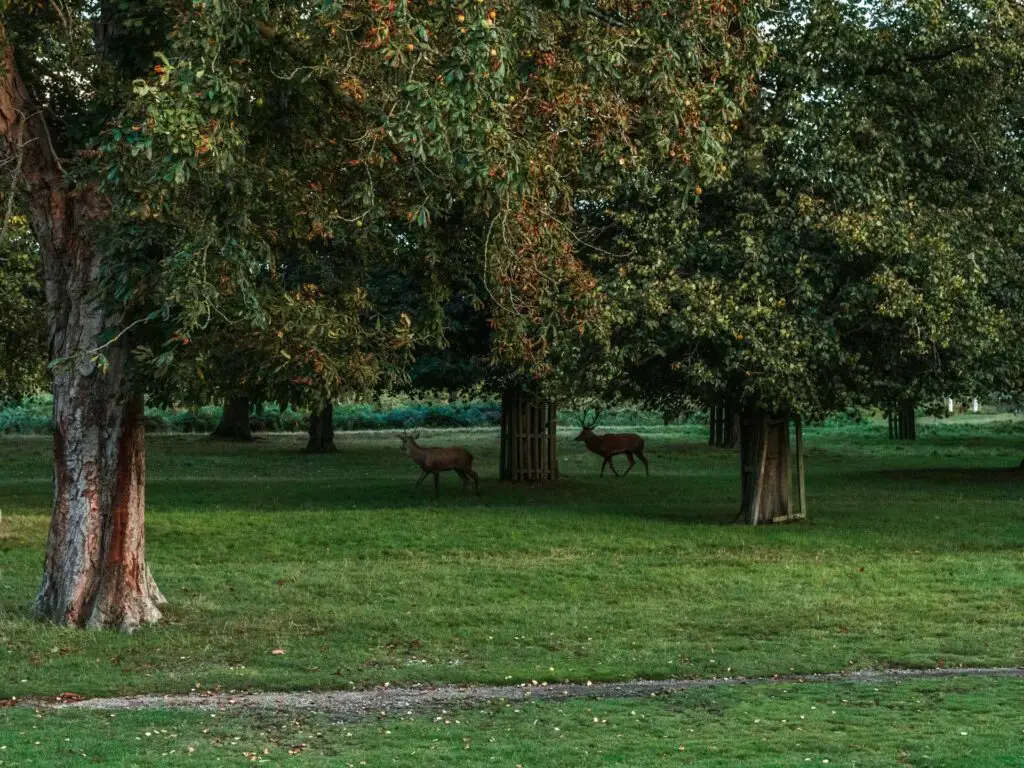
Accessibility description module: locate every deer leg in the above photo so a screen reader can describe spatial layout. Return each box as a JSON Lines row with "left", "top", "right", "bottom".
{"left": 467, "top": 469, "right": 480, "bottom": 496}
{"left": 636, "top": 450, "right": 649, "bottom": 477}
{"left": 415, "top": 470, "right": 429, "bottom": 487}
{"left": 600, "top": 457, "right": 608, "bottom": 477}
{"left": 456, "top": 469, "right": 469, "bottom": 493}
{"left": 433, "top": 472, "right": 440, "bottom": 499}
{"left": 623, "top": 452, "right": 635, "bottom": 476}
{"left": 607, "top": 455, "right": 620, "bottom": 477}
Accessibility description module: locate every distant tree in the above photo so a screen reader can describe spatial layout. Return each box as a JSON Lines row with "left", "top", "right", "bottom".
{"left": 0, "top": 215, "right": 45, "bottom": 402}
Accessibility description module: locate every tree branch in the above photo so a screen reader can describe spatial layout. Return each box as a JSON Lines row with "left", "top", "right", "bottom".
{"left": 584, "top": 8, "right": 626, "bottom": 28}
{"left": 864, "top": 43, "right": 972, "bottom": 77}
{"left": 254, "top": 21, "right": 357, "bottom": 108}
{"left": 254, "top": 20, "right": 409, "bottom": 161}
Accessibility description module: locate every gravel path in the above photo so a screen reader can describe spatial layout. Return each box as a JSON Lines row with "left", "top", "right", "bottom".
{"left": 19, "top": 667, "right": 1023, "bottom": 721}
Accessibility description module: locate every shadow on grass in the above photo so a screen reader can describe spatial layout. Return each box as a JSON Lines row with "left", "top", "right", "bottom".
{"left": 874, "top": 466, "right": 1024, "bottom": 486}
{"left": 144, "top": 473, "right": 731, "bottom": 518}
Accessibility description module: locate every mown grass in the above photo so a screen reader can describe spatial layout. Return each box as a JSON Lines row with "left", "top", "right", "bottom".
{"left": 0, "top": 415, "right": 1022, "bottom": 700}
{"left": 2, "top": 677, "right": 1022, "bottom": 766}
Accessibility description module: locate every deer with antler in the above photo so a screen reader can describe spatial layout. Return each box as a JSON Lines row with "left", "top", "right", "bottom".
{"left": 397, "top": 431, "right": 480, "bottom": 498}
{"left": 574, "top": 408, "right": 649, "bottom": 478}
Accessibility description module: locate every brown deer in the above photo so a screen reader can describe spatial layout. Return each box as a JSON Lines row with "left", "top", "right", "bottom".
{"left": 574, "top": 409, "right": 649, "bottom": 477}
{"left": 398, "top": 431, "right": 480, "bottom": 498}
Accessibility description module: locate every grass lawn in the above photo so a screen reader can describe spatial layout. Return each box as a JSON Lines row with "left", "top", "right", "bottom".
{"left": 2, "top": 677, "right": 1022, "bottom": 766}
{"left": 0, "top": 416, "right": 1022, "bottom": 700}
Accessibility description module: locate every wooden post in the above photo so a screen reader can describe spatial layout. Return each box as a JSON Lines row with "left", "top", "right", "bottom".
{"left": 710, "top": 404, "right": 738, "bottom": 448}
{"left": 749, "top": 413, "right": 769, "bottom": 526}
{"left": 795, "top": 414, "right": 806, "bottom": 520}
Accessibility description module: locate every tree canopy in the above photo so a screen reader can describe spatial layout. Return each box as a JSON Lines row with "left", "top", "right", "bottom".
{"left": 565, "top": 0, "right": 1024, "bottom": 419}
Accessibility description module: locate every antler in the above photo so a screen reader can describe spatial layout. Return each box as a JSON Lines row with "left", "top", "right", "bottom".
{"left": 578, "top": 405, "right": 603, "bottom": 429}
{"left": 397, "top": 424, "right": 421, "bottom": 439}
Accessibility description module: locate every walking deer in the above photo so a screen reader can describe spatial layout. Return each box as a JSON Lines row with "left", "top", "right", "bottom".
{"left": 397, "top": 431, "right": 480, "bottom": 497}
{"left": 573, "top": 409, "right": 649, "bottom": 477}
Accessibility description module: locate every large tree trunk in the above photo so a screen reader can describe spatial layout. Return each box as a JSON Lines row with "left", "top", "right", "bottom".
{"left": 0, "top": 35, "right": 164, "bottom": 629}
{"left": 305, "top": 401, "right": 337, "bottom": 453}
{"left": 739, "top": 408, "right": 792, "bottom": 525}
{"left": 36, "top": 393, "right": 165, "bottom": 628}
{"left": 499, "top": 389, "right": 558, "bottom": 481}
{"left": 212, "top": 396, "right": 252, "bottom": 440}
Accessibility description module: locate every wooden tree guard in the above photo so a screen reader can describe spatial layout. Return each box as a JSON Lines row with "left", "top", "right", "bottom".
{"left": 499, "top": 390, "right": 559, "bottom": 482}
{"left": 794, "top": 414, "right": 807, "bottom": 520}
{"left": 709, "top": 403, "right": 739, "bottom": 448}
{"left": 740, "top": 410, "right": 807, "bottom": 525}
{"left": 887, "top": 402, "right": 917, "bottom": 440}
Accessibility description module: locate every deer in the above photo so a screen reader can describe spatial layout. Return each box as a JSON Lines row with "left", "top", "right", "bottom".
{"left": 397, "top": 431, "right": 480, "bottom": 498}
{"left": 573, "top": 408, "right": 649, "bottom": 478}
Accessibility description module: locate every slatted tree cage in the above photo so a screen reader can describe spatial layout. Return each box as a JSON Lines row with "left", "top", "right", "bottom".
{"left": 738, "top": 410, "right": 808, "bottom": 525}
{"left": 708, "top": 403, "right": 739, "bottom": 448}
{"left": 887, "top": 402, "right": 917, "bottom": 440}
{"left": 499, "top": 389, "right": 559, "bottom": 482}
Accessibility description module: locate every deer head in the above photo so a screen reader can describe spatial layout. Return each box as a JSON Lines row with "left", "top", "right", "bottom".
{"left": 574, "top": 407, "right": 602, "bottom": 441}
{"left": 396, "top": 429, "right": 421, "bottom": 451}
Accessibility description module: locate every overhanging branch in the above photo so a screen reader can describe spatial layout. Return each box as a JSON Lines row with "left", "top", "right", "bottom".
{"left": 255, "top": 21, "right": 356, "bottom": 108}
{"left": 864, "top": 43, "right": 972, "bottom": 77}
{"left": 254, "top": 20, "right": 406, "bottom": 159}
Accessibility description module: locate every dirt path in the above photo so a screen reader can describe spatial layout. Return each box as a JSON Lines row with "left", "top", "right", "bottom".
{"left": 22, "top": 667, "right": 1023, "bottom": 721}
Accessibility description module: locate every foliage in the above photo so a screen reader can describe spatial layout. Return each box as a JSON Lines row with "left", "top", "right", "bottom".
{"left": 4, "top": 0, "right": 774, "bottom": 418}
{"left": 0, "top": 215, "right": 45, "bottom": 402}
{"left": 137, "top": 277, "right": 415, "bottom": 411}
{"left": 91, "top": 0, "right": 767, "bottom": 380}
{"left": 3, "top": 677, "right": 1023, "bottom": 766}
{"left": 1, "top": 417, "right": 1021, "bottom": 697}
{"left": 566, "top": 0, "right": 1024, "bottom": 417}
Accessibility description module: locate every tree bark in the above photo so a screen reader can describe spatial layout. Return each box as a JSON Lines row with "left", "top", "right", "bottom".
{"left": 499, "top": 389, "right": 558, "bottom": 481}
{"left": 739, "top": 408, "right": 792, "bottom": 524}
{"left": 305, "top": 401, "right": 337, "bottom": 453}
{"left": 212, "top": 396, "right": 252, "bottom": 440}
{"left": 36, "top": 394, "right": 165, "bottom": 628}
{"left": 0, "top": 32, "right": 164, "bottom": 629}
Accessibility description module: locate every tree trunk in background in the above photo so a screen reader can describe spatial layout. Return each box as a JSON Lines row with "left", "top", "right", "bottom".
{"left": 499, "top": 389, "right": 558, "bottom": 481}
{"left": 739, "top": 408, "right": 792, "bottom": 524}
{"left": 1, "top": 36, "right": 164, "bottom": 629}
{"left": 709, "top": 403, "right": 739, "bottom": 448}
{"left": 212, "top": 396, "right": 252, "bottom": 440}
{"left": 888, "top": 401, "right": 917, "bottom": 440}
{"left": 306, "top": 401, "right": 337, "bottom": 453}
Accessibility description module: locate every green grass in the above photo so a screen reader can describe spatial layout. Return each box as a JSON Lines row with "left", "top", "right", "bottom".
{"left": 2, "top": 677, "right": 1022, "bottom": 766}
{"left": 0, "top": 415, "right": 1022, "bottom": 700}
